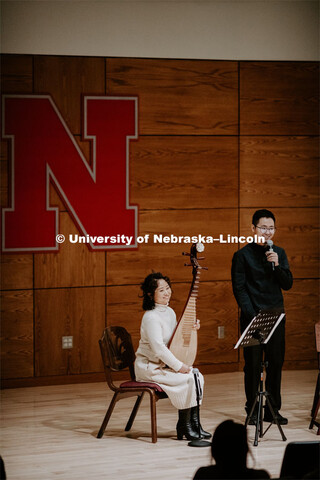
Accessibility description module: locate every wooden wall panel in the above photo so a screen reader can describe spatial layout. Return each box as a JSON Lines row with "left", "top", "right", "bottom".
{"left": 193, "top": 282, "right": 238, "bottom": 365}
{"left": 34, "top": 56, "right": 105, "bottom": 135}
{"left": 1, "top": 55, "right": 318, "bottom": 386}
{"left": 284, "top": 279, "right": 319, "bottom": 362}
{"left": 34, "top": 212, "right": 105, "bottom": 288}
{"left": 1, "top": 290, "right": 34, "bottom": 379}
{"left": 130, "top": 136, "right": 238, "bottom": 209}
{"left": 240, "top": 62, "right": 319, "bottom": 135}
{"left": 106, "top": 58, "right": 238, "bottom": 135}
{"left": 106, "top": 284, "right": 143, "bottom": 350}
{"left": 35, "top": 287, "right": 105, "bottom": 376}
{"left": 107, "top": 208, "right": 238, "bottom": 285}
{"left": 239, "top": 208, "right": 319, "bottom": 279}
{"left": 240, "top": 136, "right": 319, "bottom": 208}
{"left": 106, "top": 281, "right": 238, "bottom": 365}
{"left": 1, "top": 255, "right": 33, "bottom": 290}
{"left": 0, "top": 54, "right": 33, "bottom": 93}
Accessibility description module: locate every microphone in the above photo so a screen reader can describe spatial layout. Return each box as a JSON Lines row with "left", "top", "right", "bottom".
{"left": 266, "top": 239, "right": 275, "bottom": 271}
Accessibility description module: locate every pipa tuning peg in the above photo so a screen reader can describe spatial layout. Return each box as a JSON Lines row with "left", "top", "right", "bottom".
{"left": 184, "top": 263, "right": 192, "bottom": 267}
{"left": 182, "top": 252, "right": 190, "bottom": 256}
{"left": 197, "top": 256, "right": 205, "bottom": 260}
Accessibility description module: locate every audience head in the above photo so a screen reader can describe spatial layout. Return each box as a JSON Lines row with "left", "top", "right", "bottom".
{"left": 211, "top": 420, "right": 248, "bottom": 469}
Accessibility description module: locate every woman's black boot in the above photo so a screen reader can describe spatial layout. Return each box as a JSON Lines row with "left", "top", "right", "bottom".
{"left": 190, "top": 406, "right": 211, "bottom": 439}
{"left": 176, "top": 408, "right": 201, "bottom": 440}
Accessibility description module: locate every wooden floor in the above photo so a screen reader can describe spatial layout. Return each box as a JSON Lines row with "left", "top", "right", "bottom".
{"left": 1, "top": 370, "right": 318, "bottom": 479}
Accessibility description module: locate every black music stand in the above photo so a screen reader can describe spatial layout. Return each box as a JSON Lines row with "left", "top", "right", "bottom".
{"left": 188, "top": 369, "right": 211, "bottom": 448}
{"left": 234, "top": 308, "right": 287, "bottom": 447}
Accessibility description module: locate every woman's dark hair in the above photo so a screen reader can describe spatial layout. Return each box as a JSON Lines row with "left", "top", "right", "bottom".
{"left": 252, "top": 209, "right": 276, "bottom": 226}
{"left": 140, "top": 272, "right": 171, "bottom": 311}
{"left": 211, "top": 420, "right": 248, "bottom": 468}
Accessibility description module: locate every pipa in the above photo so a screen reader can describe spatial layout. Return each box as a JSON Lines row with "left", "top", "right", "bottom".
{"left": 168, "top": 242, "right": 208, "bottom": 365}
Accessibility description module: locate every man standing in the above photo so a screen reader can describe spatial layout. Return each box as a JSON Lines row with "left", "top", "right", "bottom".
{"left": 231, "top": 209, "right": 293, "bottom": 425}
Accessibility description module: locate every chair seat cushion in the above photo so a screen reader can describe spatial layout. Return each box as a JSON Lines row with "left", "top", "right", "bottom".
{"left": 120, "top": 380, "right": 164, "bottom": 392}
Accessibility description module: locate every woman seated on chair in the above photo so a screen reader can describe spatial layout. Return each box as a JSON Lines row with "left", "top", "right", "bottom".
{"left": 134, "top": 271, "right": 210, "bottom": 441}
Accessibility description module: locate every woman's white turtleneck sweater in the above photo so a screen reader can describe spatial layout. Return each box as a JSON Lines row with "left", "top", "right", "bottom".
{"left": 135, "top": 303, "right": 183, "bottom": 372}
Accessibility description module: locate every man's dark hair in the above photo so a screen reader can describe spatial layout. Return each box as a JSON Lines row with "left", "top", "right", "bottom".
{"left": 252, "top": 209, "right": 276, "bottom": 226}
{"left": 140, "top": 272, "right": 171, "bottom": 311}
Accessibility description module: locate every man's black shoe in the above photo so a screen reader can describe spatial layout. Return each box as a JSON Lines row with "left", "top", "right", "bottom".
{"left": 263, "top": 412, "right": 288, "bottom": 425}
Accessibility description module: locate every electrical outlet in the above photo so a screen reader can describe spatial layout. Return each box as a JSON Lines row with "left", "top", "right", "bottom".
{"left": 62, "top": 336, "right": 73, "bottom": 349}
{"left": 218, "top": 326, "right": 225, "bottom": 339}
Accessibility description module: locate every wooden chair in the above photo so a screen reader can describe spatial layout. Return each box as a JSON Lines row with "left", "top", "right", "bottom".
{"left": 96, "top": 326, "right": 167, "bottom": 443}
{"left": 309, "top": 322, "right": 320, "bottom": 435}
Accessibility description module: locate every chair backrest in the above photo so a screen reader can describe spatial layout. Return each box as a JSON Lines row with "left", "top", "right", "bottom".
{"left": 99, "top": 326, "right": 136, "bottom": 389}
{"left": 280, "top": 441, "right": 320, "bottom": 479}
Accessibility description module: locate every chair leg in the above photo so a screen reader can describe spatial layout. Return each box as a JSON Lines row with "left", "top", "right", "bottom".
{"left": 309, "top": 372, "right": 320, "bottom": 433}
{"left": 149, "top": 391, "right": 157, "bottom": 443}
{"left": 125, "top": 393, "right": 144, "bottom": 431}
{"left": 309, "top": 399, "right": 320, "bottom": 433}
{"left": 97, "top": 391, "right": 119, "bottom": 438}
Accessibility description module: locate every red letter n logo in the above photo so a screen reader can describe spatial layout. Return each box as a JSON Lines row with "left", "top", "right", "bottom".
{"left": 2, "top": 95, "right": 138, "bottom": 252}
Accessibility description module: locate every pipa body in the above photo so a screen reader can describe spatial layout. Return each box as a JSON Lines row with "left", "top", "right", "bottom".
{"left": 168, "top": 243, "right": 207, "bottom": 366}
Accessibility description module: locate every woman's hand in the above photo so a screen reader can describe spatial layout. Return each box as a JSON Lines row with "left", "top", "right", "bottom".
{"left": 178, "top": 363, "right": 191, "bottom": 374}
{"left": 193, "top": 319, "right": 200, "bottom": 330}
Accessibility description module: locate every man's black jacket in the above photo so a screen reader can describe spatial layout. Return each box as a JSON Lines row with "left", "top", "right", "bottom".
{"left": 231, "top": 242, "right": 293, "bottom": 329}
